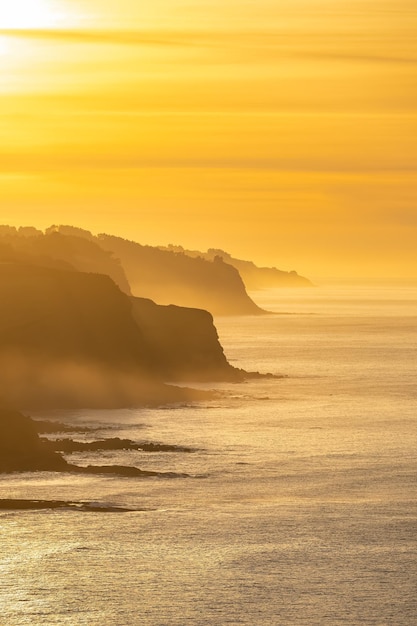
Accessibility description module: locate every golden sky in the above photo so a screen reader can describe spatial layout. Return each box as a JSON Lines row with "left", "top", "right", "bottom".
{"left": 1, "top": 0, "right": 416, "bottom": 279}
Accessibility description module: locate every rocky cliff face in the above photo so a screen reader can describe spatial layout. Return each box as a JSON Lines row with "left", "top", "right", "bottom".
{"left": 0, "top": 263, "right": 242, "bottom": 408}
{"left": 0, "top": 263, "right": 148, "bottom": 368}
{"left": 0, "top": 263, "right": 156, "bottom": 408}
{"left": 204, "top": 249, "right": 312, "bottom": 289}
{"left": 98, "top": 234, "right": 266, "bottom": 316}
{"left": 131, "top": 297, "right": 242, "bottom": 382}
{"left": 161, "top": 245, "right": 312, "bottom": 289}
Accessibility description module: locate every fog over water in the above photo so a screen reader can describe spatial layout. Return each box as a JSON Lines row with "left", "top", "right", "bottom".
{"left": 1, "top": 284, "right": 416, "bottom": 625}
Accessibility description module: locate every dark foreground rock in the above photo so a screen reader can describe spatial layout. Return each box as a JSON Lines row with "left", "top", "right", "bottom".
{"left": 47, "top": 437, "right": 196, "bottom": 454}
{"left": 0, "top": 499, "right": 140, "bottom": 512}
{"left": 34, "top": 420, "right": 101, "bottom": 434}
{"left": 0, "top": 409, "right": 190, "bottom": 477}
{"left": 0, "top": 409, "right": 69, "bottom": 473}
{"left": 72, "top": 465, "right": 189, "bottom": 478}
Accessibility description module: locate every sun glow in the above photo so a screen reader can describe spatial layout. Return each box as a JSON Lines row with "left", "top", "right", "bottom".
{"left": 0, "top": 0, "right": 68, "bottom": 30}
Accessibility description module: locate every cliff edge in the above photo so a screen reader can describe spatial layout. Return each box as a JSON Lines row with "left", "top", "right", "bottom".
{"left": 162, "top": 245, "right": 312, "bottom": 289}
{"left": 98, "top": 234, "right": 267, "bottom": 316}
{"left": 131, "top": 297, "right": 242, "bottom": 382}
{"left": 0, "top": 263, "right": 245, "bottom": 408}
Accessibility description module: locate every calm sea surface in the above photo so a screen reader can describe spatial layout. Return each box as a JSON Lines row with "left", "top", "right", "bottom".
{"left": 1, "top": 284, "right": 416, "bottom": 625}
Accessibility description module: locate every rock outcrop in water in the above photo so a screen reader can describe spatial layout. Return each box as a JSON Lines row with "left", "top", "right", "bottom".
{"left": 45, "top": 436, "right": 196, "bottom": 454}
{"left": 0, "top": 408, "right": 191, "bottom": 478}
{"left": 0, "top": 499, "right": 137, "bottom": 512}
{"left": 0, "top": 409, "right": 69, "bottom": 472}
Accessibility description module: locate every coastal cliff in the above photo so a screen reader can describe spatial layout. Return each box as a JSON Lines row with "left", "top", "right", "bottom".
{"left": 1, "top": 225, "right": 272, "bottom": 315}
{"left": 0, "top": 263, "right": 155, "bottom": 408}
{"left": 204, "top": 249, "right": 312, "bottom": 289}
{"left": 161, "top": 245, "right": 312, "bottom": 289}
{"left": 97, "top": 234, "right": 266, "bottom": 316}
{"left": 131, "top": 297, "right": 242, "bottom": 381}
{"left": 0, "top": 225, "right": 131, "bottom": 295}
{"left": 0, "top": 263, "right": 243, "bottom": 408}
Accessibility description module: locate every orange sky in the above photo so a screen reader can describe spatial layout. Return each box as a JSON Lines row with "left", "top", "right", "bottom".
{"left": 1, "top": 0, "right": 416, "bottom": 279}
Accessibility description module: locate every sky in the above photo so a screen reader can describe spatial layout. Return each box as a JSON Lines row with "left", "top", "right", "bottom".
{"left": 0, "top": 0, "right": 416, "bottom": 279}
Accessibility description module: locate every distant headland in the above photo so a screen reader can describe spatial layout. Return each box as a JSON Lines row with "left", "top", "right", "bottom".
{"left": 0, "top": 224, "right": 311, "bottom": 314}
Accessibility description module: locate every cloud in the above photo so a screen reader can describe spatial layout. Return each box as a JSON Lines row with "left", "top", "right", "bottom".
{"left": 0, "top": 28, "right": 416, "bottom": 66}
{"left": 2, "top": 152, "right": 416, "bottom": 175}
{"left": 0, "top": 28, "right": 196, "bottom": 47}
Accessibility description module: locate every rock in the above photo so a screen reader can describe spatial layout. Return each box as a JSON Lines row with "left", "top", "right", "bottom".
{"left": 98, "top": 234, "right": 267, "bottom": 316}
{"left": 0, "top": 264, "right": 214, "bottom": 408}
{"left": 0, "top": 409, "right": 191, "bottom": 477}
{"left": 46, "top": 437, "right": 196, "bottom": 453}
{"left": 0, "top": 499, "right": 138, "bottom": 512}
{"left": 131, "top": 297, "right": 244, "bottom": 382}
{"left": 0, "top": 409, "right": 70, "bottom": 472}
{"left": 162, "top": 245, "right": 312, "bottom": 289}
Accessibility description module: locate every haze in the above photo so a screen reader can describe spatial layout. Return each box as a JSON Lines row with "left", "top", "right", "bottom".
{"left": 1, "top": 0, "right": 416, "bottom": 279}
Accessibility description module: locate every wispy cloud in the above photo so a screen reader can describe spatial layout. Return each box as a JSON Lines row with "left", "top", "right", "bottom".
{"left": 0, "top": 28, "right": 416, "bottom": 65}
{"left": 1, "top": 152, "right": 416, "bottom": 175}
{"left": 0, "top": 28, "right": 195, "bottom": 47}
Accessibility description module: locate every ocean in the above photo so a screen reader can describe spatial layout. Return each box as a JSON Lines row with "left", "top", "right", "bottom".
{"left": 1, "top": 283, "right": 416, "bottom": 625}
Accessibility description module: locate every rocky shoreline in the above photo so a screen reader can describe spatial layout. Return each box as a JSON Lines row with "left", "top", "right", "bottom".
{"left": 0, "top": 499, "right": 140, "bottom": 512}
{"left": 0, "top": 408, "right": 194, "bottom": 478}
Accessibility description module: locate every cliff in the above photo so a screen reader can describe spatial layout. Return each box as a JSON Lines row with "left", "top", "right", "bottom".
{"left": 0, "top": 263, "right": 159, "bottom": 408}
{"left": 97, "top": 234, "right": 266, "bottom": 316}
{"left": 0, "top": 263, "right": 244, "bottom": 408}
{"left": 1, "top": 225, "right": 271, "bottom": 314}
{"left": 131, "top": 297, "right": 242, "bottom": 382}
{"left": 0, "top": 226, "right": 131, "bottom": 295}
{"left": 0, "top": 263, "right": 148, "bottom": 368}
{"left": 161, "top": 245, "right": 312, "bottom": 289}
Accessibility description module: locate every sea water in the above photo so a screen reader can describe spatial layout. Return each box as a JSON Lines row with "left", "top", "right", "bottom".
{"left": 1, "top": 283, "right": 416, "bottom": 625}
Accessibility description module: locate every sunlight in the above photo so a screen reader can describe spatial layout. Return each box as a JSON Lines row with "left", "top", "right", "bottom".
{"left": 0, "top": 0, "right": 69, "bottom": 30}
{"left": 0, "top": 36, "right": 8, "bottom": 56}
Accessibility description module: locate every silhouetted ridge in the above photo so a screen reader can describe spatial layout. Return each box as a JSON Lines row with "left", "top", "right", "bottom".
{"left": 98, "top": 234, "right": 266, "bottom": 316}
{"left": 161, "top": 245, "right": 312, "bottom": 289}
{"left": 0, "top": 226, "right": 131, "bottom": 295}
{"left": 1, "top": 224, "right": 277, "bottom": 314}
